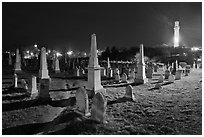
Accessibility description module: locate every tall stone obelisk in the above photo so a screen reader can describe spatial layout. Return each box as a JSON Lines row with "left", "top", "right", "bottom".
{"left": 86, "top": 34, "right": 103, "bottom": 96}
{"left": 39, "top": 47, "right": 50, "bottom": 79}
{"left": 134, "top": 44, "right": 148, "bottom": 84}
{"left": 14, "top": 48, "right": 22, "bottom": 73}
{"left": 174, "top": 21, "right": 180, "bottom": 48}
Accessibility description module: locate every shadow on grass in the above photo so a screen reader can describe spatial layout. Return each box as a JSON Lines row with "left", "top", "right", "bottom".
{"left": 103, "top": 82, "right": 140, "bottom": 88}
{"left": 49, "top": 87, "right": 79, "bottom": 92}
{"left": 2, "top": 94, "right": 28, "bottom": 101}
{"left": 2, "top": 122, "right": 51, "bottom": 135}
{"left": 107, "top": 97, "right": 134, "bottom": 105}
{"left": 2, "top": 88, "right": 27, "bottom": 95}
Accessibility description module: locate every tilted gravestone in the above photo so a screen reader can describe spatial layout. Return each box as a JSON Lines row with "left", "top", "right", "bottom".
{"left": 75, "top": 87, "right": 90, "bottom": 116}
{"left": 158, "top": 74, "right": 164, "bottom": 83}
{"left": 121, "top": 73, "right": 128, "bottom": 83}
{"left": 124, "top": 85, "right": 135, "bottom": 100}
{"left": 91, "top": 91, "right": 107, "bottom": 123}
{"left": 168, "top": 74, "right": 175, "bottom": 83}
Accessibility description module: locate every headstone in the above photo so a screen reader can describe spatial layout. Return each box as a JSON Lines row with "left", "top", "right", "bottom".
{"left": 21, "top": 79, "right": 28, "bottom": 90}
{"left": 101, "top": 68, "right": 106, "bottom": 77}
{"left": 175, "top": 70, "right": 181, "bottom": 80}
{"left": 134, "top": 44, "right": 148, "bottom": 84}
{"left": 121, "top": 73, "right": 128, "bottom": 83}
{"left": 14, "top": 48, "right": 22, "bottom": 73}
{"left": 153, "top": 64, "right": 157, "bottom": 72}
{"left": 75, "top": 87, "right": 90, "bottom": 116}
{"left": 158, "top": 74, "right": 164, "bottom": 83}
{"left": 13, "top": 74, "right": 18, "bottom": 88}
{"left": 193, "top": 61, "right": 196, "bottom": 70}
{"left": 31, "top": 76, "right": 38, "bottom": 94}
{"left": 91, "top": 91, "right": 107, "bottom": 123}
{"left": 39, "top": 47, "right": 50, "bottom": 79}
{"left": 168, "top": 74, "right": 175, "bottom": 83}
{"left": 86, "top": 34, "right": 103, "bottom": 96}
{"left": 124, "top": 85, "right": 135, "bottom": 100}
{"left": 75, "top": 68, "right": 80, "bottom": 77}
{"left": 38, "top": 79, "right": 51, "bottom": 101}
{"left": 54, "top": 57, "right": 60, "bottom": 73}
{"left": 107, "top": 68, "right": 113, "bottom": 77}
{"left": 107, "top": 57, "right": 111, "bottom": 68}
{"left": 115, "top": 73, "right": 120, "bottom": 82}
{"left": 80, "top": 68, "right": 85, "bottom": 76}
{"left": 164, "top": 70, "right": 170, "bottom": 79}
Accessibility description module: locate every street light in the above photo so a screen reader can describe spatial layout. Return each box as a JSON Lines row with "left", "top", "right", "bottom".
{"left": 67, "top": 50, "right": 73, "bottom": 56}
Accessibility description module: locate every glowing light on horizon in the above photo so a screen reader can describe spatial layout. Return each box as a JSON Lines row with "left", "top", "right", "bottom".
{"left": 56, "top": 52, "right": 62, "bottom": 57}
{"left": 34, "top": 44, "right": 37, "bottom": 48}
{"left": 67, "top": 50, "right": 73, "bottom": 56}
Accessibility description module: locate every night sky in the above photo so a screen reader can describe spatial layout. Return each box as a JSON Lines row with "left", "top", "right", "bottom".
{"left": 2, "top": 2, "right": 202, "bottom": 52}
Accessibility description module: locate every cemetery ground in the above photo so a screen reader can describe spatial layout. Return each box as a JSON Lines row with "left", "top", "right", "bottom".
{"left": 2, "top": 68, "right": 202, "bottom": 135}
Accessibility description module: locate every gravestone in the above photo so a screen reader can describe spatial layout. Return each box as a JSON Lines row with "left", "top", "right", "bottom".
{"left": 107, "top": 68, "right": 113, "bottom": 77}
{"left": 164, "top": 70, "right": 170, "bottom": 79}
{"left": 124, "top": 85, "right": 135, "bottom": 100}
{"left": 115, "top": 73, "right": 120, "bottom": 82}
{"left": 107, "top": 57, "right": 111, "bottom": 68}
{"left": 101, "top": 68, "right": 106, "bottom": 77}
{"left": 80, "top": 68, "right": 85, "bottom": 76}
{"left": 153, "top": 64, "right": 157, "bottom": 72}
{"left": 31, "top": 76, "right": 38, "bottom": 95}
{"left": 39, "top": 47, "right": 50, "bottom": 79}
{"left": 158, "top": 74, "right": 164, "bottom": 83}
{"left": 13, "top": 74, "right": 18, "bottom": 88}
{"left": 86, "top": 34, "right": 103, "bottom": 97}
{"left": 38, "top": 79, "right": 51, "bottom": 101}
{"left": 175, "top": 70, "right": 181, "bottom": 80}
{"left": 121, "top": 73, "right": 128, "bottom": 83}
{"left": 21, "top": 79, "right": 28, "bottom": 90}
{"left": 91, "top": 91, "right": 107, "bottom": 123}
{"left": 134, "top": 44, "right": 148, "bottom": 84}
{"left": 8, "top": 52, "right": 12, "bottom": 65}
{"left": 75, "top": 87, "right": 90, "bottom": 116}
{"left": 168, "top": 74, "right": 175, "bottom": 83}
{"left": 75, "top": 68, "right": 80, "bottom": 77}
{"left": 54, "top": 57, "right": 60, "bottom": 73}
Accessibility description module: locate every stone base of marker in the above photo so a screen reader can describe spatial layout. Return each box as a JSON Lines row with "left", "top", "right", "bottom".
{"left": 55, "top": 70, "right": 60, "bottom": 73}
{"left": 14, "top": 69, "right": 22, "bottom": 74}
{"left": 37, "top": 79, "right": 51, "bottom": 101}
{"left": 86, "top": 88, "right": 106, "bottom": 99}
{"left": 134, "top": 77, "right": 148, "bottom": 84}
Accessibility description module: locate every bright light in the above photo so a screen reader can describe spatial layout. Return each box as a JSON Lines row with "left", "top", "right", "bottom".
{"left": 48, "top": 50, "right": 51, "bottom": 53}
{"left": 191, "top": 47, "right": 199, "bottom": 51}
{"left": 56, "top": 52, "right": 62, "bottom": 57}
{"left": 67, "top": 51, "right": 73, "bottom": 56}
{"left": 34, "top": 44, "right": 37, "bottom": 48}
{"left": 26, "top": 50, "right": 30, "bottom": 54}
{"left": 30, "top": 52, "right": 34, "bottom": 56}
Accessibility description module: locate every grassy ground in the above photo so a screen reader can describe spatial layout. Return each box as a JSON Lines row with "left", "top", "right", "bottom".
{"left": 2, "top": 69, "right": 202, "bottom": 135}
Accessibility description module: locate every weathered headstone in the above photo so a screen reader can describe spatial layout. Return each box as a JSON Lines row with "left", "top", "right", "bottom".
{"left": 91, "top": 91, "right": 107, "bottom": 123}
{"left": 175, "top": 70, "right": 181, "bottom": 80}
{"left": 146, "top": 67, "right": 153, "bottom": 78}
{"left": 75, "top": 87, "right": 90, "bottom": 116}
{"left": 124, "top": 85, "right": 135, "bottom": 100}
{"left": 21, "top": 79, "right": 28, "bottom": 90}
{"left": 168, "top": 74, "right": 175, "bottom": 83}
{"left": 75, "top": 68, "right": 80, "bottom": 77}
{"left": 107, "top": 57, "right": 111, "bottom": 68}
{"left": 121, "top": 73, "right": 128, "bottom": 83}
{"left": 107, "top": 68, "right": 113, "bottom": 77}
{"left": 153, "top": 64, "right": 157, "bottom": 72}
{"left": 158, "top": 74, "right": 164, "bottom": 83}
{"left": 38, "top": 79, "right": 51, "bottom": 101}
{"left": 39, "top": 47, "right": 50, "bottom": 79}
{"left": 101, "top": 68, "right": 106, "bottom": 77}
{"left": 164, "top": 70, "right": 170, "bottom": 79}
{"left": 134, "top": 44, "right": 148, "bottom": 84}
{"left": 86, "top": 34, "right": 103, "bottom": 97}
{"left": 129, "top": 70, "right": 135, "bottom": 79}
{"left": 8, "top": 52, "right": 12, "bottom": 65}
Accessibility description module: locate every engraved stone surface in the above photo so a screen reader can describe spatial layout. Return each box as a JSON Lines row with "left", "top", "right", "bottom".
{"left": 124, "top": 85, "right": 135, "bottom": 100}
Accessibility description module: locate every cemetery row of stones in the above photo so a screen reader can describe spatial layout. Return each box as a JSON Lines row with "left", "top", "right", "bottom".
{"left": 6, "top": 34, "right": 197, "bottom": 124}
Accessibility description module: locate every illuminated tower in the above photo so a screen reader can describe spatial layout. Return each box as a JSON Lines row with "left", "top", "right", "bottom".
{"left": 174, "top": 21, "right": 180, "bottom": 48}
